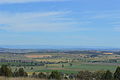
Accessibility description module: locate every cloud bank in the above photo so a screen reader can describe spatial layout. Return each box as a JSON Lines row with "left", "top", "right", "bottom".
{"left": 0, "top": 11, "right": 90, "bottom": 32}
{"left": 0, "top": 0, "right": 68, "bottom": 4}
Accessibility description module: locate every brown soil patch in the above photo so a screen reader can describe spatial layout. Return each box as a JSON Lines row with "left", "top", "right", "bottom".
{"left": 103, "top": 53, "right": 113, "bottom": 55}
{"left": 25, "top": 55, "right": 52, "bottom": 58}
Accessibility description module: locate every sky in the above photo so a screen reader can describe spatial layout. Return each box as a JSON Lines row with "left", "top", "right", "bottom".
{"left": 0, "top": 0, "right": 120, "bottom": 48}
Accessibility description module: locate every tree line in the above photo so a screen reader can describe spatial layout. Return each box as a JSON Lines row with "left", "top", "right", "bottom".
{"left": 0, "top": 65, "right": 120, "bottom": 80}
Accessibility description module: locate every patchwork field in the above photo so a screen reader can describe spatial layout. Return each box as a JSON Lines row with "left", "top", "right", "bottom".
{"left": 0, "top": 52, "right": 120, "bottom": 75}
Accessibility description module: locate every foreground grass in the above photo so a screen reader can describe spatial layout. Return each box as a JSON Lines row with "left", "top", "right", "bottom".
{"left": 0, "top": 77, "right": 46, "bottom": 80}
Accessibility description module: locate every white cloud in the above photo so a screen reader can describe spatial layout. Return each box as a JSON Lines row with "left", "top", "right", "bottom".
{"left": 0, "top": 0, "right": 68, "bottom": 4}
{"left": 0, "top": 11, "right": 91, "bottom": 32}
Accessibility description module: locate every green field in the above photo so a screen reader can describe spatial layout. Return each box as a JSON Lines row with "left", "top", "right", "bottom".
{"left": 0, "top": 53, "right": 120, "bottom": 75}
{"left": 10, "top": 62, "right": 118, "bottom": 74}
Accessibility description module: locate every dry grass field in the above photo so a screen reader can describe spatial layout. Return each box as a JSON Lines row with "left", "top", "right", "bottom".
{"left": 25, "top": 55, "right": 52, "bottom": 58}
{"left": 0, "top": 77, "right": 47, "bottom": 80}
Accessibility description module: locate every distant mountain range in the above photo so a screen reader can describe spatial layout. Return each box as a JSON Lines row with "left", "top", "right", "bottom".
{"left": 0, "top": 45, "right": 119, "bottom": 49}
{"left": 0, "top": 45, "right": 120, "bottom": 53}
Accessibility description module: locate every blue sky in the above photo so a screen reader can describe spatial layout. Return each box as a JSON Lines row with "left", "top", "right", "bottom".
{"left": 0, "top": 0, "right": 120, "bottom": 48}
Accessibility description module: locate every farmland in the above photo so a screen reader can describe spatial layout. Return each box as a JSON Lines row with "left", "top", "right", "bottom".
{"left": 0, "top": 50, "right": 120, "bottom": 75}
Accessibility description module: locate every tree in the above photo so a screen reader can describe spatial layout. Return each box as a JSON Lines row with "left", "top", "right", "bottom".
{"left": 62, "top": 64, "right": 64, "bottom": 68}
{"left": 31, "top": 67, "right": 33, "bottom": 70}
{"left": 114, "top": 66, "right": 120, "bottom": 80}
{"left": 94, "top": 70, "right": 106, "bottom": 80}
{"left": 14, "top": 68, "right": 28, "bottom": 77}
{"left": 102, "top": 70, "right": 113, "bottom": 80}
{"left": 18, "top": 68, "right": 28, "bottom": 77}
{"left": 38, "top": 72, "right": 47, "bottom": 79}
{"left": 49, "top": 71, "right": 61, "bottom": 80}
{"left": 77, "top": 71, "right": 93, "bottom": 80}
{"left": 70, "top": 63, "right": 72, "bottom": 67}
{"left": 32, "top": 72, "right": 37, "bottom": 78}
{"left": 13, "top": 68, "right": 19, "bottom": 77}
{"left": 0, "top": 65, "right": 13, "bottom": 77}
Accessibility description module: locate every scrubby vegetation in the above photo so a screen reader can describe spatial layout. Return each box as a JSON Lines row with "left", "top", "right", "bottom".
{"left": 0, "top": 65, "right": 120, "bottom": 80}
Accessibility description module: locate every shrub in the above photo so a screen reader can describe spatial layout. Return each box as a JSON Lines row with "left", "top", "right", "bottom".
{"left": 77, "top": 71, "right": 94, "bottom": 80}
{"left": 38, "top": 72, "right": 47, "bottom": 79}
{"left": 102, "top": 70, "right": 113, "bottom": 80}
{"left": 114, "top": 66, "right": 120, "bottom": 80}
{"left": 13, "top": 68, "right": 28, "bottom": 77}
{"left": 49, "top": 71, "right": 61, "bottom": 80}
{"left": 0, "top": 65, "right": 13, "bottom": 77}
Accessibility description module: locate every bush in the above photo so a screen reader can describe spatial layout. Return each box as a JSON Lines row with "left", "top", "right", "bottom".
{"left": 94, "top": 70, "right": 106, "bottom": 80}
{"left": 13, "top": 68, "right": 28, "bottom": 77}
{"left": 38, "top": 72, "right": 47, "bottom": 79}
{"left": 32, "top": 72, "right": 37, "bottom": 78}
{"left": 102, "top": 70, "right": 113, "bottom": 80}
{"left": 49, "top": 71, "right": 61, "bottom": 80}
{"left": 114, "top": 66, "right": 120, "bottom": 80}
{"left": 77, "top": 71, "right": 94, "bottom": 80}
{"left": 0, "top": 65, "right": 13, "bottom": 77}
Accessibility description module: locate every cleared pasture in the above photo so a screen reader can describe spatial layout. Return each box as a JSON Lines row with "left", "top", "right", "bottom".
{"left": 0, "top": 53, "right": 120, "bottom": 75}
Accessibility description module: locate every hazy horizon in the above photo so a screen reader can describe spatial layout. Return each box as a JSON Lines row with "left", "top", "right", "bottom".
{"left": 0, "top": 45, "right": 119, "bottom": 49}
